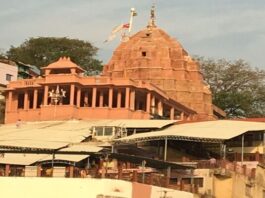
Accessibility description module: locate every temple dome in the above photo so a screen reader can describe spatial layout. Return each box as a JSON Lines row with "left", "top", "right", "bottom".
{"left": 42, "top": 57, "right": 84, "bottom": 75}
{"left": 103, "top": 27, "right": 194, "bottom": 78}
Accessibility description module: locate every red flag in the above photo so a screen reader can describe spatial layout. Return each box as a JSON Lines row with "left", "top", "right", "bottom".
{"left": 123, "top": 23, "right": 130, "bottom": 28}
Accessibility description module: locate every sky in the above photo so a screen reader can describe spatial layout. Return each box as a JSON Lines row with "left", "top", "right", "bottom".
{"left": 0, "top": 0, "right": 265, "bottom": 69}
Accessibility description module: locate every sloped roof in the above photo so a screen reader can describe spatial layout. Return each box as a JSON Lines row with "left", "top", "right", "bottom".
{"left": 0, "top": 153, "right": 48, "bottom": 165}
{"left": 38, "top": 154, "right": 89, "bottom": 163}
{"left": 115, "top": 120, "right": 265, "bottom": 143}
{"left": 0, "top": 120, "right": 93, "bottom": 149}
{"left": 0, "top": 119, "right": 176, "bottom": 150}
{"left": 42, "top": 57, "right": 84, "bottom": 72}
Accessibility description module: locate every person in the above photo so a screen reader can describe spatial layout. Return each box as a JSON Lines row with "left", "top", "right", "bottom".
{"left": 16, "top": 119, "right": 21, "bottom": 128}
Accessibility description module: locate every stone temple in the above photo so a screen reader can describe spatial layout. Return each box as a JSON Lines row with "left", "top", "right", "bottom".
{"left": 4, "top": 9, "right": 225, "bottom": 124}
{"left": 103, "top": 16, "right": 223, "bottom": 120}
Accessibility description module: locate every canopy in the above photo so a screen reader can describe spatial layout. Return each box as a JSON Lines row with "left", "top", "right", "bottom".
{"left": 115, "top": 120, "right": 265, "bottom": 143}
{"left": 0, "top": 119, "right": 176, "bottom": 150}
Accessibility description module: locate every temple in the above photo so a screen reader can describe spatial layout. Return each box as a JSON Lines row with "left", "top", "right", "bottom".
{"left": 4, "top": 12, "right": 225, "bottom": 124}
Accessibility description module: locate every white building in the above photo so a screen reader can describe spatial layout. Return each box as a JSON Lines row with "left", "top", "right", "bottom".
{"left": 0, "top": 62, "right": 17, "bottom": 86}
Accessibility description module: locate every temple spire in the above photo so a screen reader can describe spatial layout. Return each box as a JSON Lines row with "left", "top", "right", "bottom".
{"left": 147, "top": 4, "right": 156, "bottom": 28}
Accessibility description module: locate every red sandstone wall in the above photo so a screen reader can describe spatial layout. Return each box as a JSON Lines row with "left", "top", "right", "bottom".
{"left": 103, "top": 27, "right": 214, "bottom": 120}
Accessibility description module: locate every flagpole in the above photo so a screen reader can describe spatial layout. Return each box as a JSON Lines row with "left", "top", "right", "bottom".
{"left": 128, "top": 8, "right": 135, "bottom": 34}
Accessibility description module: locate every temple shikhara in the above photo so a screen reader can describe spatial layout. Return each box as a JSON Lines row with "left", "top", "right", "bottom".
{"left": 1, "top": 6, "right": 265, "bottom": 198}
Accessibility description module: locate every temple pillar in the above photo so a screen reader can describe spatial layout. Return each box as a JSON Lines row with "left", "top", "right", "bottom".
{"left": 70, "top": 84, "right": 75, "bottom": 105}
{"left": 146, "top": 92, "right": 151, "bottom": 113}
{"left": 151, "top": 95, "right": 155, "bottom": 114}
{"left": 7, "top": 91, "right": 13, "bottom": 112}
{"left": 125, "top": 87, "right": 130, "bottom": 109}
{"left": 92, "top": 87, "right": 97, "bottom": 108}
{"left": 33, "top": 89, "right": 38, "bottom": 109}
{"left": 76, "top": 88, "right": 81, "bottom": 108}
{"left": 99, "top": 90, "right": 104, "bottom": 107}
{"left": 188, "top": 114, "right": 193, "bottom": 121}
{"left": 70, "top": 68, "right": 76, "bottom": 74}
{"left": 130, "top": 89, "right": 135, "bottom": 110}
{"left": 158, "top": 100, "right": 163, "bottom": 116}
{"left": 180, "top": 112, "right": 184, "bottom": 120}
{"left": 44, "top": 85, "right": 48, "bottom": 106}
{"left": 108, "top": 88, "right": 113, "bottom": 108}
{"left": 24, "top": 91, "right": 29, "bottom": 110}
{"left": 170, "top": 107, "right": 175, "bottom": 120}
{"left": 117, "top": 89, "right": 122, "bottom": 108}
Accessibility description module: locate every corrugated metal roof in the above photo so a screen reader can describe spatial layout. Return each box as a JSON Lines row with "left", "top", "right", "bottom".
{"left": 0, "top": 143, "right": 103, "bottom": 165}
{"left": 61, "top": 144, "right": 103, "bottom": 153}
{"left": 38, "top": 154, "right": 89, "bottom": 163}
{"left": 0, "top": 119, "right": 176, "bottom": 149}
{"left": 0, "top": 120, "right": 93, "bottom": 149}
{"left": 115, "top": 120, "right": 265, "bottom": 143}
{"left": 0, "top": 154, "right": 48, "bottom": 165}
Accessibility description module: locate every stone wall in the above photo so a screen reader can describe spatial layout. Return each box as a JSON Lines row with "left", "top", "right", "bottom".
{"left": 103, "top": 27, "right": 214, "bottom": 120}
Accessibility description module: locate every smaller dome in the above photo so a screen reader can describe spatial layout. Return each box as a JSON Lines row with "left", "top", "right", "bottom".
{"left": 42, "top": 57, "right": 84, "bottom": 74}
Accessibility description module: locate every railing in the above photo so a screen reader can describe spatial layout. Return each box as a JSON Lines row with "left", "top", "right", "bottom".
{"left": 196, "top": 159, "right": 257, "bottom": 179}
{"left": 8, "top": 78, "right": 44, "bottom": 88}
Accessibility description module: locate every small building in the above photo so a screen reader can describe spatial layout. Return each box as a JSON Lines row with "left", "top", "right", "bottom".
{"left": 0, "top": 61, "right": 18, "bottom": 123}
{"left": 16, "top": 61, "right": 40, "bottom": 79}
{"left": 0, "top": 61, "right": 18, "bottom": 86}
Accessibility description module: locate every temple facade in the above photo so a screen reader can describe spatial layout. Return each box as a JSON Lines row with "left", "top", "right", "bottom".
{"left": 4, "top": 57, "right": 196, "bottom": 124}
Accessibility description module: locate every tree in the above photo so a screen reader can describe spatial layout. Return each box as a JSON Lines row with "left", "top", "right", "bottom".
{"left": 4, "top": 37, "right": 103, "bottom": 75}
{"left": 195, "top": 56, "right": 265, "bottom": 118}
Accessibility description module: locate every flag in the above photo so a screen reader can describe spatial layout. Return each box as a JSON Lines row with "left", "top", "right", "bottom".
{"left": 111, "top": 24, "right": 124, "bottom": 34}
{"left": 104, "top": 24, "right": 123, "bottom": 43}
{"left": 123, "top": 23, "right": 130, "bottom": 28}
{"left": 104, "top": 23, "right": 130, "bottom": 43}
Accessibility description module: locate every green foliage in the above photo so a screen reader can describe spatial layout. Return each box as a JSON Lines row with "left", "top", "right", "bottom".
{"left": 5, "top": 37, "right": 103, "bottom": 75}
{"left": 195, "top": 56, "right": 265, "bottom": 118}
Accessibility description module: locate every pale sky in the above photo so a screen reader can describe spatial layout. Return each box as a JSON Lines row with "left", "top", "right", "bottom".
{"left": 0, "top": 0, "right": 265, "bottom": 69}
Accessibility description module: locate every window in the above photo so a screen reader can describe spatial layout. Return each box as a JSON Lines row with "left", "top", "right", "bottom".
{"left": 182, "top": 177, "right": 204, "bottom": 188}
{"left": 104, "top": 127, "right": 113, "bottom": 136}
{"left": 6, "top": 74, "right": 12, "bottom": 81}
{"left": 182, "top": 178, "right": 191, "bottom": 185}
{"left": 194, "top": 178, "right": 204, "bottom": 187}
{"left": 95, "top": 127, "right": 103, "bottom": 136}
{"left": 142, "top": 51, "right": 147, "bottom": 57}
